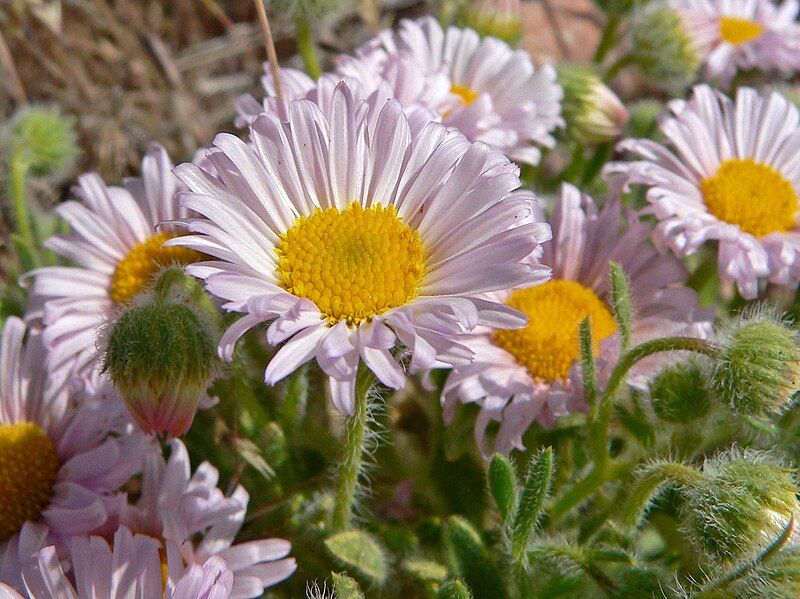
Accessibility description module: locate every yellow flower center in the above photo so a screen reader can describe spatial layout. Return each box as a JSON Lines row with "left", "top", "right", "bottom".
{"left": 109, "top": 233, "right": 203, "bottom": 305}
{"left": 0, "top": 422, "right": 59, "bottom": 541}
{"left": 700, "top": 159, "right": 798, "bottom": 238}
{"left": 450, "top": 84, "right": 480, "bottom": 106}
{"left": 719, "top": 16, "right": 764, "bottom": 46}
{"left": 276, "top": 203, "right": 426, "bottom": 325}
{"left": 492, "top": 280, "right": 618, "bottom": 383}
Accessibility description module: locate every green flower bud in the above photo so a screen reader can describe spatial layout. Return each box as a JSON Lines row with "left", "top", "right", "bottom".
{"left": 2, "top": 106, "right": 78, "bottom": 180}
{"left": 628, "top": 3, "right": 700, "bottom": 92}
{"left": 682, "top": 450, "right": 799, "bottom": 566}
{"left": 558, "top": 64, "right": 629, "bottom": 144}
{"left": 104, "top": 268, "right": 218, "bottom": 437}
{"left": 727, "top": 548, "right": 800, "bottom": 599}
{"left": 712, "top": 307, "right": 800, "bottom": 418}
{"left": 457, "top": 0, "right": 522, "bottom": 46}
{"left": 649, "top": 359, "right": 714, "bottom": 424}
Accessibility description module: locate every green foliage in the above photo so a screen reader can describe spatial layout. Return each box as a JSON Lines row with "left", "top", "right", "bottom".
{"left": 488, "top": 453, "right": 517, "bottom": 523}
{"left": 511, "top": 448, "right": 555, "bottom": 560}
{"left": 324, "top": 530, "right": 388, "bottom": 586}
{"left": 609, "top": 262, "right": 633, "bottom": 351}
{"left": 443, "top": 516, "right": 507, "bottom": 599}
{"left": 437, "top": 579, "right": 474, "bottom": 599}
{"left": 331, "top": 572, "right": 365, "bottom": 599}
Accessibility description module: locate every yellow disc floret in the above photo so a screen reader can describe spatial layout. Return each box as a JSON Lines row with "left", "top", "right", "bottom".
{"left": 109, "top": 233, "right": 203, "bottom": 305}
{"left": 492, "top": 280, "right": 618, "bottom": 383}
{"left": 276, "top": 203, "right": 426, "bottom": 325}
{"left": 451, "top": 84, "right": 480, "bottom": 106}
{"left": 0, "top": 422, "right": 59, "bottom": 540}
{"left": 700, "top": 158, "right": 798, "bottom": 238}
{"left": 719, "top": 16, "right": 764, "bottom": 46}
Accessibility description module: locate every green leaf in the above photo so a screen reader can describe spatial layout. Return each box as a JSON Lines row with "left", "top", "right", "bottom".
{"left": 578, "top": 318, "right": 598, "bottom": 407}
{"left": 444, "top": 516, "right": 507, "bottom": 599}
{"left": 281, "top": 364, "right": 308, "bottom": 437}
{"left": 488, "top": 454, "right": 518, "bottom": 524}
{"left": 324, "top": 530, "right": 387, "bottom": 586}
{"left": 402, "top": 558, "right": 448, "bottom": 583}
{"left": 511, "top": 447, "right": 555, "bottom": 559}
{"left": 438, "top": 580, "right": 474, "bottom": 599}
{"left": 609, "top": 262, "right": 633, "bottom": 352}
{"left": 332, "top": 572, "right": 365, "bottom": 599}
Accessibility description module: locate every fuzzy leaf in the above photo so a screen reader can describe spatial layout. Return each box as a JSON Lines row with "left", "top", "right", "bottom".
{"left": 402, "top": 558, "right": 448, "bottom": 583}
{"left": 438, "top": 580, "right": 474, "bottom": 599}
{"left": 512, "top": 447, "right": 555, "bottom": 559}
{"left": 579, "top": 318, "right": 598, "bottom": 407}
{"left": 325, "top": 530, "right": 387, "bottom": 586}
{"left": 488, "top": 453, "right": 518, "bottom": 523}
{"left": 444, "top": 516, "right": 507, "bottom": 599}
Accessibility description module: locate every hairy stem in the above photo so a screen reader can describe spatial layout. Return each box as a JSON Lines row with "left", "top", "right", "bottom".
{"left": 296, "top": 14, "right": 322, "bottom": 79}
{"left": 10, "top": 150, "right": 38, "bottom": 267}
{"left": 331, "top": 366, "right": 376, "bottom": 532}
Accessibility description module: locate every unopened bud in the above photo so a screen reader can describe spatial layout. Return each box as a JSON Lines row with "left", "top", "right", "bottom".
{"left": 712, "top": 307, "right": 800, "bottom": 418}
{"left": 558, "top": 64, "right": 628, "bottom": 144}
{"left": 649, "top": 359, "right": 714, "bottom": 424}
{"left": 2, "top": 106, "right": 78, "bottom": 181}
{"left": 683, "top": 450, "right": 799, "bottom": 565}
{"left": 457, "top": 0, "right": 522, "bottom": 46}
{"left": 628, "top": 4, "right": 700, "bottom": 92}
{"left": 104, "top": 267, "right": 218, "bottom": 437}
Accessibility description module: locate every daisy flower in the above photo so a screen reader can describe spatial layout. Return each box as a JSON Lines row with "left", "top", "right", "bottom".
{"left": 26, "top": 143, "right": 203, "bottom": 392}
{"left": 604, "top": 84, "right": 800, "bottom": 299}
{"left": 668, "top": 0, "right": 800, "bottom": 86}
{"left": 169, "top": 82, "right": 551, "bottom": 414}
{"left": 118, "top": 440, "right": 296, "bottom": 598}
{"left": 442, "top": 184, "right": 713, "bottom": 455}
{"left": 16, "top": 526, "right": 233, "bottom": 598}
{"left": 335, "top": 16, "right": 564, "bottom": 165}
{"left": 0, "top": 317, "right": 149, "bottom": 590}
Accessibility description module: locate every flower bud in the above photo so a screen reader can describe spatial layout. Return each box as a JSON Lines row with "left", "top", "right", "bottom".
{"left": 649, "top": 359, "right": 714, "bottom": 424}
{"left": 104, "top": 268, "right": 218, "bottom": 437}
{"left": 682, "top": 450, "right": 799, "bottom": 565}
{"left": 457, "top": 0, "right": 522, "bottom": 46}
{"left": 711, "top": 307, "right": 800, "bottom": 418}
{"left": 558, "top": 64, "right": 628, "bottom": 144}
{"left": 628, "top": 3, "right": 700, "bottom": 92}
{"left": 2, "top": 106, "right": 78, "bottom": 181}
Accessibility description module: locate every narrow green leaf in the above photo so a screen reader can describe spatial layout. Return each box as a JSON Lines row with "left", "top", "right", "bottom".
{"left": 609, "top": 262, "right": 633, "bottom": 352}
{"left": 438, "top": 580, "right": 474, "bottom": 599}
{"left": 402, "top": 558, "right": 448, "bottom": 584}
{"left": 579, "top": 318, "right": 598, "bottom": 408}
{"left": 488, "top": 453, "right": 518, "bottom": 524}
{"left": 324, "top": 530, "right": 387, "bottom": 586}
{"left": 281, "top": 364, "right": 308, "bottom": 437}
{"left": 511, "top": 447, "right": 555, "bottom": 559}
{"left": 444, "top": 516, "right": 507, "bottom": 599}
{"left": 332, "top": 572, "right": 365, "bottom": 599}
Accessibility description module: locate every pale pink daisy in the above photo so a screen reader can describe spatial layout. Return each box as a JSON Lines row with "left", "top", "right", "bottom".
{"left": 604, "top": 84, "right": 800, "bottom": 299}
{"left": 0, "top": 318, "right": 149, "bottom": 591}
{"left": 16, "top": 526, "right": 233, "bottom": 598}
{"left": 169, "top": 82, "right": 551, "bottom": 414}
{"left": 668, "top": 0, "right": 800, "bottom": 87}
{"left": 26, "top": 143, "right": 203, "bottom": 392}
{"left": 117, "top": 440, "right": 296, "bottom": 598}
{"left": 335, "top": 16, "right": 563, "bottom": 165}
{"left": 442, "top": 184, "right": 713, "bottom": 455}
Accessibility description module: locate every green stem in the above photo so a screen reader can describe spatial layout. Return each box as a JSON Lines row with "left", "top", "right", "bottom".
{"left": 10, "top": 150, "right": 38, "bottom": 267}
{"left": 603, "top": 53, "right": 635, "bottom": 83}
{"left": 593, "top": 16, "right": 620, "bottom": 63}
{"left": 295, "top": 14, "right": 321, "bottom": 79}
{"left": 331, "top": 366, "right": 376, "bottom": 532}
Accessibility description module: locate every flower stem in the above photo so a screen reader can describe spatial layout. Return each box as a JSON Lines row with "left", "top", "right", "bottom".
{"left": 331, "top": 366, "right": 376, "bottom": 532}
{"left": 603, "top": 53, "right": 635, "bottom": 83}
{"left": 10, "top": 150, "right": 38, "bottom": 268}
{"left": 593, "top": 15, "right": 620, "bottom": 63}
{"left": 295, "top": 14, "right": 321, "bottom": 79}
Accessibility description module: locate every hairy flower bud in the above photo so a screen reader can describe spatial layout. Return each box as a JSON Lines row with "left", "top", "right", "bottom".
{"left": 457, "top": 0, "right": 522, "bottom": 45}
{"left": 558, "top": 64, "right": 628, "bottom": 144}
{"left": 104, "top": 268, "right": 218, "bottom": 437}
{"left": 712, "top": 307, "right": 800, "bottom": 418}
{"left": 2, "top": 106, "right": 78, "bottom": 181}
{"left": 682, "top": 450, "right": 799, "bottom": 565}
{"left": 649, "top": 360, "right": 714, "bottom": 424}
{"left": 628, "top": 4, "right": 700, "bottom": 92}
